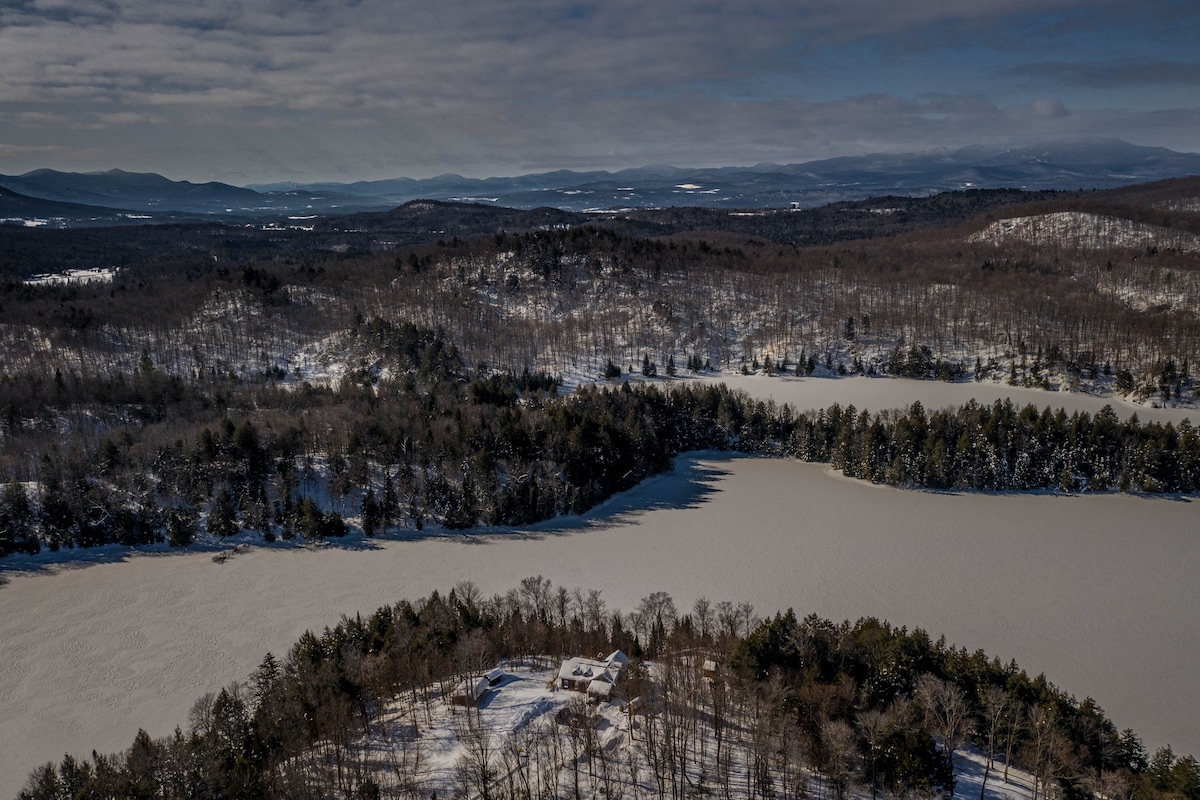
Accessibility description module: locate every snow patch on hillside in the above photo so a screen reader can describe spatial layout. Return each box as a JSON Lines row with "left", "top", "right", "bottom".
{"left": 1099, "top": 267, "right": 1200, "bottom": 313}
{"left": 1155, "top": 198, "right": 1200, "bottom": 213}
{"left": 969, "top": 211, "right": 1200, "bottom": 252}
{"left": 23, "top": 267, "right": 117, "bottom": 286}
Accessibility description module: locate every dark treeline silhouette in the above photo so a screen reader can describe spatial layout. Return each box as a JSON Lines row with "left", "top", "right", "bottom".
{"left": 0, "top": 338, "right": 785, "bottom": 555}
{"left": 17, "top": 580, "right": 1196, "bottom": 799}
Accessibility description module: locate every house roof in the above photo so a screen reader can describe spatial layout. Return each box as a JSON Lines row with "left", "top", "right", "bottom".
{"left": 558, "top": 657, "right": 606, "bottom": 682}
{"left": 558, "top": 650, "right": 628, "bottom": 686}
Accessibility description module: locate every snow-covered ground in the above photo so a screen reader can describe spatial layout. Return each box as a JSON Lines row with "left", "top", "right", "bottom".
{"left": 2, "top": 453, "right": 1199, "bottom": 795}
{"left": 348, "top": 661, "right": 1038, "bottom": 800}
{"left": 360, "top": 663, "right": 629, "bottom": 794}
{"left": 22, "top": 266, "right": 118, "bottom": 286}
{"left": 970, "top": 211, "right": 1200, "bottom": 252}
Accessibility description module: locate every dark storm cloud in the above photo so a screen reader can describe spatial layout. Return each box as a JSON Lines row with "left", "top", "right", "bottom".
{"left": 0, "top": 0, "right": 1196, "bottom": 181}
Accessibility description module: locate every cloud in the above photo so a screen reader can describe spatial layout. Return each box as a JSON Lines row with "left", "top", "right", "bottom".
{"left": 12, "top": 111, "right": 73, "bottom": 127}
{"left": 1005, "top": 60, "right": 1200, "bottom": 89}
{"left": 0, "top": 0, "right": 1148, "bottom": 111}
{"left": 0, "top": 0, "right": 1196, "bottom": 180}
{"left": 1025, "top": 97, "right": 1070, "bottom": 119}
{"left": 93, "top": 111, "right": 166, "bottom": 126}
{"left": 0, "top": 142, "right": 86, "bottom": 159}
{"left": 923, "top": 95, "right": 1000, "bottom": 115}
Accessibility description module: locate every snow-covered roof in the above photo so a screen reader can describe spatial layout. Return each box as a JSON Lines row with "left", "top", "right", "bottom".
{"left": 559, "top": 650, "right": 629, "bottom": 686}
{"left": 559, "top": 656, "right": 606, "bottom": 682}
{"left": 605, "top": 650, "right": 629, "bottom": 667}
{"left": 451, "top": 676, "right": 490, "bottom": 703}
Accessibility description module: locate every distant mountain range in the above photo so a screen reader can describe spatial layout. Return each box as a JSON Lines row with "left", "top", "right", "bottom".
{"left": 3, "top": 138, "right": 1199, "bottom": 226}
{"left": 261, "top": 138, "right": 1200, "bottom": 212}
{"left": 0, "top": 168, "right": 382, "bottom": 225}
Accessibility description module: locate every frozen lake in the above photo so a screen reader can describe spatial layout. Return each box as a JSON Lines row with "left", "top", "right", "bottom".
{"left": 701, "top": 372, "right": 1197, "bottom": 425}
{"left": 1, "top": 377, "right": 1197, "bottom": 795}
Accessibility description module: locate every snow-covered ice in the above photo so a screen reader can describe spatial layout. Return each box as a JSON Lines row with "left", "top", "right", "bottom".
{"left": 693, "top": 372, "right": 1196, "bottom": 424}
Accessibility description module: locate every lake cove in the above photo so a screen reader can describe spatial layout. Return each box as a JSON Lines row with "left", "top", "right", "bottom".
{"left": 2, "top": 451, "right": 1198, "bottom": 795}
{"left": 701, "top": 372, "right": 1197, "bottom": 425}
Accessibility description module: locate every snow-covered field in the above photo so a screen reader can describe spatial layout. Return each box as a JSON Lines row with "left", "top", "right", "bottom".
{"left": 3, "top": 434, "right": 1200, "bottom": 794}
{"left": 21, "top": 266, "right": 117, "bottom": 286}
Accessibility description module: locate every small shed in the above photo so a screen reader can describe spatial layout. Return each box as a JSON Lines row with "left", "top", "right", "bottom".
{"left": 449, "top": 676, "right": 490, "bottom": 706}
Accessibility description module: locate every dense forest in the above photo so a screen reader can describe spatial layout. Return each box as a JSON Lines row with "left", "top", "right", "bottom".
{"left": 17, "top": 580, "right": 1199, "bottom": 799}
{"left": 3, "top": 335, "right": 1197, "bottom": 558}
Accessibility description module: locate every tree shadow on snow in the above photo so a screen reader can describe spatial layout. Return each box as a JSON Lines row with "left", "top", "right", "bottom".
{"left": 382, "top": 451, "right": 743, "bottom": 547}
{"left": 0, "top": 535, "right": 387, "bottom": 585}
{"left": 0, "top": 452, "right": 742, "bottom": 582}
{"left": 503, "top": 451, "right": 742, "bottom": 540}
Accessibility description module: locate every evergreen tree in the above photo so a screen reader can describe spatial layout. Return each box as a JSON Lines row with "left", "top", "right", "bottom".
{"left": 0, "top": 480, "right": 38, "bottom": 556}
{"left": 361, "top": 488, "right": 381, "bottom": 537}
{"left": 381, "top": 474, "right": 399, "bottom": 525}
{"left": 168, "top": 508, "right": 196, "bottom": 548}
{"left": 208, "top": 489, "right": 238, "bottom": 538}
{"left": 641, "top": 353, "right": 657, "bottom": 377}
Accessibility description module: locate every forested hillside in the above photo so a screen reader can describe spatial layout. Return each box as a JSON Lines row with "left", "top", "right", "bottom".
{"left": 3, "top": 177, "right": 1200, "bottom": 557}
{"left": 6, "top": 181, "right": 1200, "bottom": 400}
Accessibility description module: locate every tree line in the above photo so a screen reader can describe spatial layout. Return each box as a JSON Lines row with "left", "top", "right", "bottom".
{"left": 794, "top": 398, "right": 1200, "bottom": 493}
{"left": 3, "top": 329, "right": 1197, "bottom": 558}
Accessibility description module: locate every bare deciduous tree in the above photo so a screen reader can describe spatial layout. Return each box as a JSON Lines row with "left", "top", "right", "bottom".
{"left": 914, "top": 674, "right": 972, "bottom": 786}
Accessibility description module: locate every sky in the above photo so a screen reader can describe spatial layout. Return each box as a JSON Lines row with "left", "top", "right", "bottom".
{"left": 1, "top": 0, "right": 1198, "bottom": 185}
